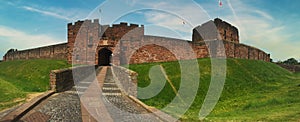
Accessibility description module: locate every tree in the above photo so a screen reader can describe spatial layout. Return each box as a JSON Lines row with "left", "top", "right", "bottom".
{"left": 283, "top": 58, "right": 298, "bottom": 65}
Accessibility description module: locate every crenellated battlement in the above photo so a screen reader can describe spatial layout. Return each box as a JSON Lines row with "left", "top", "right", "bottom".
{"left": 68, "top": 19, "right": 99, "bottom": 26}
{"left": 110, "top": 22, "right": 144, "bottom": 28}
{"left": 67, "top": 19, "right": 144, "bottom": 41}
{"left": 67, "top": 19, "right": 144, "bottom": 29}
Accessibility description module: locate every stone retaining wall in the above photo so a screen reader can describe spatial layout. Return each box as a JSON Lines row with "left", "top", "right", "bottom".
{"left": 49, "top": 65, "right": 98, "bottom": 92}
{"left": 111, "top": 66, "right": 138, "bottom": 97}
{"left": 276, "top": 64, "right": 300, "bottom": 72}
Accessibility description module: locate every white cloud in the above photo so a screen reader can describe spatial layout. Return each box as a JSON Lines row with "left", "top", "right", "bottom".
{"left": 22, "top": 6, "right": 72, "bottom": 21}
{"left": 21, "top": 5, "right": 90, "bottom": 22}
{"left": 140, "top": 1, "right": 211, "bottom": 40}
{"left": 221, "top": 0, "right": 300, "bottom": 61}
{"left": 254, "top": 10, "right": 274, "bottom": 21}
{"left": 145, "top": 12, "right": 191, "bottom": 33}
{"left": 0, "top": 25, "right": 64, "bottom": 54}
{"left": 140, "top": 0, "right": 299, "bottom": 60}
{"left": 6, "top": 1, "right": 16, "bottom": 6}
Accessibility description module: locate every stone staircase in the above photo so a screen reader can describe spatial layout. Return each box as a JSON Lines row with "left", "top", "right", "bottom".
{"left": 74, "top": 66, "right": 163, "bottom": 121}
{"left": 102, "top": 68, "right": 122, "bottom": 96}
{"left": 73, "top": 67, "right": 122, "bottom": 97}
{"left": 74, "top": 67, "right": 102, "bottom": 96}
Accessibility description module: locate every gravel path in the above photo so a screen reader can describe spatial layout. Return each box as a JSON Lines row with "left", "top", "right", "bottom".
{"left": 21, "top": 88, "right": 82, "bottom": 122}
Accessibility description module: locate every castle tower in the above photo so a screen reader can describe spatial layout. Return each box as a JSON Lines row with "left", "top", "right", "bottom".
{"left": 192, "top": 18, "right": 239, "bottom": 43}
{"left": 67, "top": 19, "right": 144, "bottom": 65}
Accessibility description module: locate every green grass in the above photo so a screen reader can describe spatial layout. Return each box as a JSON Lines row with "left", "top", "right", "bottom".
{"left": 129, "top": 58, "right": 300, "bottom": 121}
{"left": 0, "top": 59, "right": 70, "bottom": 111}
{"left": 0, "top": 78, "right": 26, "bottom": 110}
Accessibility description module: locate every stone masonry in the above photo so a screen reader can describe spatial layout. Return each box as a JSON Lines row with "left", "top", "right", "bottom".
{"left": 3, "top": 18, "right": 271, "bottom": 65}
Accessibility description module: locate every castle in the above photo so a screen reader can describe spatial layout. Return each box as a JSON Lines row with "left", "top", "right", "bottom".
{"left": 3, "top": 18, "right": 271, "bottom": 65}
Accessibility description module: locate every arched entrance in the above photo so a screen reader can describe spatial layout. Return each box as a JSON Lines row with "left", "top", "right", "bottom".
{"left": 98, "top": 48, "right": 112, "bottom": 66}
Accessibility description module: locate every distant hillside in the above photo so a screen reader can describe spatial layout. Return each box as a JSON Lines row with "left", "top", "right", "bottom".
{"left": 129, "top": 58, "right": 300, "bottom": 121}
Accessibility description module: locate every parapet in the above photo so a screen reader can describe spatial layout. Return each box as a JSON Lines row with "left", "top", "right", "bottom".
{"left": 67, "top": 19, "right": 100, "bottom": 28}
{"left": 111, "top": 22, "right": 144, "bottom": 28}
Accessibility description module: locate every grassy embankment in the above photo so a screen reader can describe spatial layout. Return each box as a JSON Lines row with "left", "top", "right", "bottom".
{"left": 0, "top": 59, "right": 70, "bottom": 111}
{"left": 129, "top": 58, "right": 300, "bottom": 121}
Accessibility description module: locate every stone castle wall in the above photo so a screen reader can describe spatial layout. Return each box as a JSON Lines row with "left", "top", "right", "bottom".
{"left": 3, "top": 18, "right": 271, "bottom": 65}
{"left": 193, "top": 18, "right": 239, "bottom": 43}
{"left": 276, "top": 64, "right": 300, "bottom": 73}
{"left": 3, "top": 43, "right": 68, "bottom": 61}
{"left": 67, "top": 19, "right": 144, "bottom": 65}
{"left": 112, "top": 36, "right": 270, "bottom": 65}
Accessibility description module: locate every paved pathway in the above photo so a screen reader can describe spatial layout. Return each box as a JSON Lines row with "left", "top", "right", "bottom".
{"left": 0, "top": 105, "right": 19, "bottom": 119}
{"left": 9, "top": 66, "right": 162, "bottom": 122}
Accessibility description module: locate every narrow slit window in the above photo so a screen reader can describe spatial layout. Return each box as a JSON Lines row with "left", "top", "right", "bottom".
{"left": 88, "top": 36, "right": 93, "bottom": 46}
{"left": 224, "top": 30, "right": 227, "bottom": 40}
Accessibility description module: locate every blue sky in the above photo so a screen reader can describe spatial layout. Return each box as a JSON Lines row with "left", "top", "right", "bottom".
{"left": 0, "top": 0, "right": 299, "bottom": 61}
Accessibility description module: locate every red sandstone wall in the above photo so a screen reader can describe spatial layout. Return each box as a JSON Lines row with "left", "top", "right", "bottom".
{"left": 3, "top": 43, "right": 68, "bottom": 61}
{"left": 67, "top": 20, "right": 100, "bottom": 65}
{"left": 193, "top": 18, "right": 239, "bottom": 43}
{"left": 114, "top": 36, "right": 270, "bottom": 65}
{"left": 67, "top": 19, "right": 144, "bottom": 65}
{"left": 129, "top": 44, "right": 176, "bottom": 64}
{"left": 103, "top": 23, "right": 144, "bottom": 41}
{"left": 4, "top": 19, "right": 270, "bottom": 65}
{"left": 214, "top": 18, "right": 239, "bottom": 43}
{"left": 3, "top": 37, "right": 270, "bottom": 65}
{"left": 50, "top": 65, "right": 98, "bottom": 92}
{"left": 65, "top": 19, "right": 269, "bottom": 66}
{"left": 112, "top": 36, "right": 197, "bottom": 65}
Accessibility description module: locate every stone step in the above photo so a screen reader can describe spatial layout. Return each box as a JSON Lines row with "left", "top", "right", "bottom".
{"left": 74, "top": 86, "right": 88, "bottom": 93}
{"left": 103, "top": 84, "right": 118, "bottom": 88}
{"left": 77, "top": 91, "right": 85, "bottom": 95}
{"left": 102, "top": 89, "right": 121, "bottom": 93}
{"left": 105, "top": 78, "right": 114, "bottom": 81}
{"left": 102, "top": 87, "right": 120, "bottom": 90}
{"left": 76, "top": 84, "right": 89, "bottom": 88}
{"left": 102, "top": 92, "right": 122, "bottom": 96}
{"left": 103, "top": 82, "right": 116, "bottom": 85}
{"left": 77, "top": 81, "right": 92, "bottom": 84}
{"left": 77, "top": 91, "right": 84, "bottom": 96}
{"left": 74, "top": 86, "right": 89, "bottom": 89}
{"left": 64, "top": 90, "right": 78, "bottom": 94}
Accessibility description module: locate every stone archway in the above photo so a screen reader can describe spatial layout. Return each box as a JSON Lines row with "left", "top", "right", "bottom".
{"left": 98, "top": 48, "right": 112, "bottom": 66}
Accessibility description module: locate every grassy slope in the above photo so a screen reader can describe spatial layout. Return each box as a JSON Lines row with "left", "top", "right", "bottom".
{"left": 0, "top": 78, "right": 26, "bottom": 110}
{"left": 0, "top": 59, "right": 70, "bottom": 111}
{"left": 129, "top": 58, "right": 300, "bottom": 121}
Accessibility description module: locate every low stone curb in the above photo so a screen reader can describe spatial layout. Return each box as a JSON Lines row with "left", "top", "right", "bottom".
{"left": 0, "top": 90, "right": 55, "bottom": 122}
{"left": 127, "top": 95, "right": 179, "bottom": 122}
